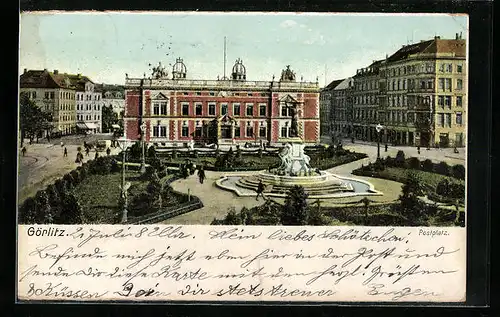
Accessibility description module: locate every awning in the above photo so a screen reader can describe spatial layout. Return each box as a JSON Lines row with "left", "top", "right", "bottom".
{"left": 111, "top": 124, "right": 120, "bottom": 129}
{"left": 76, "top": 123, "right": 88, "bottom": 130}
{"left": 86, "top": 123, "right": 97, "bottom": 129}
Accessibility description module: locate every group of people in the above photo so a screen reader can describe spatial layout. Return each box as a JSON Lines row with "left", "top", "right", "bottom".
{"left": 180, "top": 159, "right": 206, "bottom": 184}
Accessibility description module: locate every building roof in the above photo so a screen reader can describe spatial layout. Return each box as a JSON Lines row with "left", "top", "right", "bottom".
{"left": 322, "top": 79, "right": 344, "bottom": 91}
{"left": 333, "top": 77, "right": 354, "bottom": 90}
{"left": 20, "top": 69, "right": 95, "bottom": 90}
{"left": 387, "top": 37, "right": 466, "bottom": 63}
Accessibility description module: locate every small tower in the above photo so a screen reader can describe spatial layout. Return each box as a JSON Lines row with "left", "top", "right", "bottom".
{"left": 172, "top": 57, "right": 187, "bottom": 79}
{"left": 231, "top": 58, "right": 246, "bottom": 81}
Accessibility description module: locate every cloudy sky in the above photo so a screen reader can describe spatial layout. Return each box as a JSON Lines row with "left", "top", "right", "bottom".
{"left": 19, "top": 12, "right": 467, "bottom": 86}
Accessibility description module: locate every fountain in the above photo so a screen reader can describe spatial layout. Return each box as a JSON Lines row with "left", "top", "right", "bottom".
{"left": 216, "top": 139, "right": 382, "bottom": 199}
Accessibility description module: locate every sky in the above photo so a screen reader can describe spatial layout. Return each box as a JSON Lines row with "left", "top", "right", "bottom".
{"left": 19, "top": 12, "right": 468, "bottom": 87}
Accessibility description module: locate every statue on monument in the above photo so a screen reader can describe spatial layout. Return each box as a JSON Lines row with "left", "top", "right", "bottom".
{"left": 151, "top": 62, "right": 168, "bottom": 79}
{"left": 290, "top": 105, "right": 298, "bottom": 137}
{"left": 280, "top": 65, "right": 296, "bottom": 82}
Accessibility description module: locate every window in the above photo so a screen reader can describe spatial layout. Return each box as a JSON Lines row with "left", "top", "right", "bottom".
{"left": 457, "top": 65, "right": 463, "bottom": 73}
{"left": 260, "top": 93, "right": 266, "bottom": 97}
{"left": 195, "top": 103, "right": 202, "bottom": 116}
{"left": 208, "top": 103, "right": 216, "bottom": 115}
{"left": 221, "top": 104, "right": 228, "bottom": 115}
{"left": 456, "top": 112, "right": 463, "bottom": 125}
{"left": 445, "top": 113, "right": 452, "bottom": 127}
{"left": 153, "top": 103, "right": 160, "bottom": 115}
{"left": 445, "top": 78, "right": 452, "bottom": 91}
{"left": 246, "top": 125, "right": 254, "bottom": 137}
{"left": 254, "top": 103, "right": 265, "bottom": 118}
{"left": 438, "top": 113, "right": 444, "bottom": 127}
{"left": 248, "top": 93, "right": 253, "bottom": 96}
{"left": 181, "top": 126, "right": 189, "bottom": 137}
{"left": 281, "top": 126, "right": 288, "bottom": 138}
{"left": 209, "top": 92, "right": 215, "bottom": 96}
{"left": 160, "top": 102, "right": 167, "bottom": 114}
{"left": 438, "top": 96, "right": 444, "bottom": 107}
{"left": 259, "top": 126, "right": 267, "bottom": 137}
{"left": 457, "top": 79, "right": 463, "bottom": 90}
{"left": 196, "top": 92, "right": 201, "bottom": 96}
{"left": 439, "top": 78, "right": 445, "bottom": 90}
{"left": 446, "top": 64, "right": 453, "bottom": 73}
{"left": 456, "top": 96, "right": 463, "bottom": 107}
{"left": 233, "top": 103, "right": 240, "bottom": 116}
{"left": 182, "top": 103, "right": 189, "bottom": 116}
{"left": 420, "top": 80, "right": 426, "bottom": 89}
{"left": 246, "top": 104, "right": 254, "bottom": 116}
{"left": 183, "top": 92, "right": 189, "bottom": 96}
{"left": 234, "top": 126, "right": 240, "bottom": 137}
{"left": 445, "top": 96, "right": 452, "bottom": 108}
{"left": 427, "top": 80, "right": 433, "bottom": 89}
{"left": 439, "top": 64, "right": 445, "bottom": 72}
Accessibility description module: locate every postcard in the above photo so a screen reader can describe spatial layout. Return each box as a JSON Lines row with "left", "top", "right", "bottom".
{"left": 17, "top": 11, "right": 468, "bottom": 303}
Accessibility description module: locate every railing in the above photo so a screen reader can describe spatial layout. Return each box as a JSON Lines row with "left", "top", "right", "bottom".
{"left": 128, "top": 198, "right": 204, "bottom": 224}
{"left": 125, "top": 78, "right": 319, "bottom": 90}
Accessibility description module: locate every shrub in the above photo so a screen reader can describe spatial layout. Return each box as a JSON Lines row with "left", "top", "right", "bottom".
{"left": 57, "top": 193, "right": 83, "bottom": 224}
{"left": 147, "top": 145, "right": 157, "bottom": 158}
{"left": 90, "top": 156, "right": 114, "bottom": 175}
{"left": 407, "top": 157, "right": 421, "bottom": 170}
{"left": 422, "top": 159, "right": 434, "bottom": 172}
{"left": 451, "top": 164, "right": 466, "bottom": 180}
{"left": 70, "top": 169, "right": 81, "bottom": 185}
{"left": 384, "top": 156, "right": 395, "bottom": 167}
{"left": 19, "top": 197, "right": 37, "bottom": 224}
{"left": 395, "top": 150, "right": 406, "bottom": 167}
{"left": 435, "top": 161, "right": 450, "bottom": 176}
{"left": 63, "top": 174, "right": 75, "bottom": 189}
{"left": 436, "top": 179, "right": 451, "bottom": 197}
{"left": 449, "top": 182, "right": 465, "bottom": 200}
{"left": 281, "top": 185, "right": 309, "bottom": 226}
{"left": 129, "top": 141, "right": 142, "bottom": 160}
{"left": 34, "top": 190, "right": 53, "bottom": 223}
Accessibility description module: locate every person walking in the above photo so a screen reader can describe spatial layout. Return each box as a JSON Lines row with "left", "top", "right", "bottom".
{"left": 106, "top": 147, "right": 111, "bottom": 156}
{"left": 256, "top": 180, "right": 265, "bottom": 201}
{"left": 85, "top": 147, "right": 90, "bottom": 156}
{"left": 417, "top": 146, "right": 421, "bottom": 155}
{"left": 63, "top": 147, "right": 68, "bottom": 157}
{"left": 21, "top": 147, "right": 26, "bottom": 156}
{"left": 197, "top": 166, "right": 206, "bottom": 184}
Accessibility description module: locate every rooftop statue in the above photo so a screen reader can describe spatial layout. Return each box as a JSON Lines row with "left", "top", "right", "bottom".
{"left": 151, "top": 62, "right": 168, "bottom": 79}
{"left": 280, "top": 65, "right": 296, "bottom": 82}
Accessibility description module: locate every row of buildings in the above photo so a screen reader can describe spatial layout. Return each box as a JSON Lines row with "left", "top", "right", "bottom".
{"left": 19, "top": 69, "right": 125, "bottom": 137}
{"left": 320, "top": 34, "right": 467, "bottom": 148}
{"left": 123, "top": 59, "right": 321, "bottom": 146}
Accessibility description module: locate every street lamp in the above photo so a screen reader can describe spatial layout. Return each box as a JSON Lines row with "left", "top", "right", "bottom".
{"left": 117, "top": 137, "right": 131, "bottom": 223}
{"left": 376, "top": 123, "right": 384, "bottom": 160}
{"left": 140, "top": 121, "right": 146, "bottom": 174}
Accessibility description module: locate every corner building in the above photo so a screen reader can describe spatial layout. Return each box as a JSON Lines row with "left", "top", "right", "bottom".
{"left": 124, "top": 59, "right": 320, "bottom": 146}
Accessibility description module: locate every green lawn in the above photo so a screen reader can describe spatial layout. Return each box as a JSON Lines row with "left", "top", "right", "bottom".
{"left": 73, "top": 172, "right": 174, "bottom": 224}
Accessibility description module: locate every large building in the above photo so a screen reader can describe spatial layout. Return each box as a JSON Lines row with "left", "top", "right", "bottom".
{"left": 97, "top": 84, "right": 126, "bottom": 120}
{"left": 70, "top": 75, "right": 103, "bottom": 134}
{"left": 331, "top": 77, "right": 354, "bottom": 138}
{"left": 19, "top": 69, "right": 77, "bottom": 136}
{"left": 350, "top": 34, "right": 466, "bottom": 147}
{"left": 319, "top": 79, "right": 342, "bottom": 136}
{"left": 124, "top": 59, "right": 320, "bottom": 146}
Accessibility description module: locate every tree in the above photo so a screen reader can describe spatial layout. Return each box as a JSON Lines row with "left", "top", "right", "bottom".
{"left": 34, "top": 190, "right": 54, "bottom": 223}
{"left": 19, "top": 93, "right": 52, "bottom": 145}
{"left": 451, "top": 164, "right": 466, "bottom": 180}
{"left": 436, "top": 179, "right": 451, "bottom": 197}
{"left": 19, "top": 197, "right": 37, "bottom": 224}
{"left": 101, "top": 104, "right": 119, "bottom": 132}
{"left": 147, "top": 170, "right": 163, "bottom": 209}
{"left": 281, "top": 185, "right": 309, "bottom": 225}
{"left": 395, "top": 150, "right": 406, "bottom": 167}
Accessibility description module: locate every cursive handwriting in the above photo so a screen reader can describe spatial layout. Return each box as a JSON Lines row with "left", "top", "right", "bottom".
{"left": 366, "top": 283, "right": 439, "bottom": 300}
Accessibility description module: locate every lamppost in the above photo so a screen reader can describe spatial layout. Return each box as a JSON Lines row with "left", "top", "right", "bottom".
{"left": 140, "top": 121, "right": 146, "bottom": 174}
{"left": 376, "top": 123, "right": 384, "bottom": 160}
{"left": 117, "top": 137, "right": 131, "bottom": 223}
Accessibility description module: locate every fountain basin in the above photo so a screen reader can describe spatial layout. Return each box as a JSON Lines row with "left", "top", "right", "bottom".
{"left": 216, "top": 171, "right": 383, "bottom": 199}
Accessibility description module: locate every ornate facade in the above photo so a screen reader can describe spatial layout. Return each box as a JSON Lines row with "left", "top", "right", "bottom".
{"left": 124, "top": 59, "right": 320, "bottom": 146}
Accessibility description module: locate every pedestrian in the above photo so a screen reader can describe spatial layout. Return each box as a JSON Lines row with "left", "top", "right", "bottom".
{"left": 106, "top": 147, "right": 111, "bottom": 156}
{"left": 197, "top": 166, "right": 206, "bottom": 184}
{"left": 85, "top": 147, "right": 90, "bottom": 156}
{"left": 454, "top": 147, "right": 459, "bottom": 154}
{"left": 21, "top": 147, "right": 26, "bottom": 156}
{"left": 384, "top": 144, "right": 388, "bottom": 152}
{"left": 63, "top": 147, "right": 68, "bottom": 157}
{"left": 95, "top": 151, "right": 99, "bottom": 159}
{"left": 417, "top": 146, "right": 421, "bottom": 155}
{"left": 256, "top": 180, "right": 265, "bottom": 201}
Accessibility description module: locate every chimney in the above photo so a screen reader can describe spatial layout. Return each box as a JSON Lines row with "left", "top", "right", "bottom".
{"left": 23, "top": 68, "right": 27, "bottom": 74}
{"left": 460, "top": 31, "right": 463, "bottom": 39}
{"left": 54, "top": 69, "right": 58, "bottom": 74}
{"left": 77, "top": 73, "right": 81, "bottom": 78}
{"left": 43, "top": 68, "right": 48, "bottom": 72}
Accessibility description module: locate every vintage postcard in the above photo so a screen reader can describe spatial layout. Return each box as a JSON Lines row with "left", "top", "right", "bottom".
{"left": 17, "top": 11, "right": 468, "bottom": 302}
